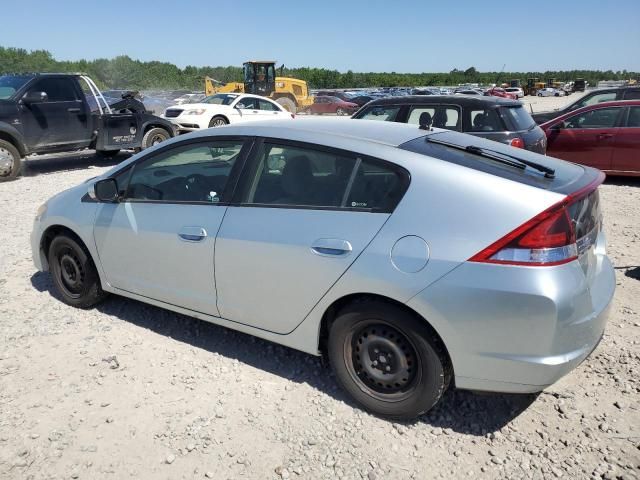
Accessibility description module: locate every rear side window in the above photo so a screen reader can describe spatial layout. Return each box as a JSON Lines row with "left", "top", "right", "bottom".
{"left": 469, "top": 109, "right": 503, "bottom": 132}
{"left": 501, "top": 106, "right": 535, "bottom": 131}
{"left": 576, "top": 92, "right": 616, "bottom": 108}
{"left": 407, "top": 106, "right": 461, "bottom": 131}
{"left": 623, "top": 90, "right": 640, "bottom": 100}
{"left": 242, "top": 142, "right": 407, "bottom": 212}
{"left": 258, "top": 99, "right": 279, "bottom": 111}
{"left": 627, "top": 107, "right": 640, "bottom": 127}
{"left": 564, "top": 107, "right": 621, "bottom": 129}
{"left": 356, "top": 105, "right": 401, "bottom": 122}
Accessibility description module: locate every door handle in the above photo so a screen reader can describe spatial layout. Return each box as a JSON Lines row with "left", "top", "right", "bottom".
{"left": 178, "top": 226, "right": 207, "bottom": 242}
{"left": 67, "top": 108, "right": 81, "bottom": 113}
{"left": 597, "top": 133, "right": 613, "bottom": 139}
{"left": 311, "top": 238, "right": 352, "bottom": 257}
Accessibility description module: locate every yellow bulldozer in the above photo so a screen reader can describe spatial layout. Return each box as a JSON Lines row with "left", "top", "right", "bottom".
{"left": 205, "top": 61, "right": 314, "bottom": 113}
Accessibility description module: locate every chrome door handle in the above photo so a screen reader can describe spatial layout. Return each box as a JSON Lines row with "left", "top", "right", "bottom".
{"left": 178, "top": 226, "right": 207, "bottom": 242}
{"left": 311, "top": 238, "right": 352, "bottom": 257}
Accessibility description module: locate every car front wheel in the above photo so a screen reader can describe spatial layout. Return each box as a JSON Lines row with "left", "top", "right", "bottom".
{"left": 0, "top": 139, "right": 22, "bottom": 182}
{"left": 328, "top": 300, "right": 451, "bottom": 420}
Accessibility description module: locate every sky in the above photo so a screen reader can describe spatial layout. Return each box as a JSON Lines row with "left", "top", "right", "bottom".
{"left": 1, "top": 0, "right": 639, "bottom": 73}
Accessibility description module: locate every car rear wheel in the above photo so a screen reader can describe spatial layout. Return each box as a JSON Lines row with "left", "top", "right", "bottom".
{"left": 336, "top": 107, "right": 346, "bottom": 116}
{"left": 48, "top": 234, "right": 108, "bottom": 308}
{"left": 328, "top": 300, "right": 451, "bottom": 420}
{"left": 0, "top": 139, "right": 21, "bottom": 182}
{"left": 208, "top": 116, "right": 229, "bottom": 128}
{"left": 141, "top": 127, "right": 170, "bottom": 149}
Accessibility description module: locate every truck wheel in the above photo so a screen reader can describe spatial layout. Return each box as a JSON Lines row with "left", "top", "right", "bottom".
{"left": 142, "top": 128, "right": 170, "bottom": 150}
{"left": 276, "top": 97, "right": 297, "bottom": 114}
{"left": 0, "top": 139, "right": 21, "bottom": 182}
{"left": 97, "top": 149, "right": 120, "bottom": 158}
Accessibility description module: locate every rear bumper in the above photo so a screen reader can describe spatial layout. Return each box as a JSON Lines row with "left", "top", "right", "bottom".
{"left": 407, "top": 243, "right": 615, "bottom": 394}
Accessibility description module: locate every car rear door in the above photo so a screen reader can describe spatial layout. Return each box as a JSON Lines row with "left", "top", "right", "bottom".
{"left": 93, "top": 137, "right": 251, "bottom": 315}
{"left": 214, "top": 139, "right": 408, "bottom": 334}
{"left": 610, "top": 106, "right": 640, "bottom": 173}
{"left": 545, "top": 106, "right": 623, "bottom": 171}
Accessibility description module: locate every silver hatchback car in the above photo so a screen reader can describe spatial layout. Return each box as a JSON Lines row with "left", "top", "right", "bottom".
{"left": 31, "top": 119, "right": 615, "bottom": 419}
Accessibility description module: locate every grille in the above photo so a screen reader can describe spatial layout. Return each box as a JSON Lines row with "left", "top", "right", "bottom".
{"left": 165, "top": 109, "right": 183, "bottom": 118}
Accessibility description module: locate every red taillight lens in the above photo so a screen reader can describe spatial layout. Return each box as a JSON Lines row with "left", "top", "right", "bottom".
{"left": 470, "top": 172, "right": 605, "bottom": 267}
{"left": 510, "top": 137, "right": 525, "bottom": 148}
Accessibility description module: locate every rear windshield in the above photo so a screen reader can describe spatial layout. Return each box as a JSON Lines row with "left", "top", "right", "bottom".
{"left": 501, "top": 106, "right": 535, "bottom": 131}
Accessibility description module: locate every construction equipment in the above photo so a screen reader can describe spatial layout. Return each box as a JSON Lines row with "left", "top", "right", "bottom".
{"left": 523, "top": 78, "right": 542, "bottom": 96}
{"left": 509, "top": 79, "right": 521, "bottom": 88}
{"left": 205, "top": 61, "right": 314, "bottom": 113}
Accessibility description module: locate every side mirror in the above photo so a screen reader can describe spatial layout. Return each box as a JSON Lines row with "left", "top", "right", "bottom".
{"left": 94, "top": 178, "right": 119, "bottom": 202}
{"left": 22, "top": 91, "right": 48, "bottom": 103}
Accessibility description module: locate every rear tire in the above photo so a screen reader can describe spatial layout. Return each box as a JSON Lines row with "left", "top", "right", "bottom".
{"left": 141, "top": 127, "right": 170, "bottom": 150}
{"left": 48, "top": 234, "right": 108, "bottom": 308}
{"left": 208, "top": 116, "right": 229, "bottom": 128}
{"left": 275, "top": 97, "right": 297, "bottom": 114}
{"left": 0, "top": 139, "right": 22, "bottom": 182}
{"left": 328, "top": 300, "right": 451, "bottom": 420}
{"left": 336, "top": 107, "right": 346, "bottom": 116}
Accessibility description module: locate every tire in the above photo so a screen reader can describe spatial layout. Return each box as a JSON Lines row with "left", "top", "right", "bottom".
{"left": 275, "top": 97, "right": 297, "bottom": 114}
{"left": 141, "top": 127, "right": 170, "bottom": 150}
{"left": 97, "top": 149, "right": 120, "bottom": 158}
{"left": 49, "top": 234, "right": 108, "bottom": 308}
{"left": 336, "top": 107, "right": 346, "bottom": 116}
{"left": 328, "top": 300, "right": 451, "bottom": 420}
{"left": 537, "top": 93, "right": 542, "bottom": 97}
{"left": 208, "top": 116, "right": 229, "bottom": 128}
{"left": 0, "top": 139, "right": 22, "bottom": 182}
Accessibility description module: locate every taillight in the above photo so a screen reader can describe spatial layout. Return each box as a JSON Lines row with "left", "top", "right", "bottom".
{"left": 470, "top": 172, "right": 605, "bottom": 266}
{"left": 510, "top": 137, "right": 525, "bottom": 148}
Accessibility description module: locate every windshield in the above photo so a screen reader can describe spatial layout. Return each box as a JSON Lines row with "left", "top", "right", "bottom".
{"left": 0, "top": 75, "right": 33, "bottom": 100}
{"left": 502, "top": 106, "right": 535, "bottom": 131}
{"left": 202, "top": 94, "right": 238, "bottom": 105}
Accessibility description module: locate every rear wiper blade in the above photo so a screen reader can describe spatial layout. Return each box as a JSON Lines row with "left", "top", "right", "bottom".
{"left": 427, "top": 138, "right": 555, "bottom": 178}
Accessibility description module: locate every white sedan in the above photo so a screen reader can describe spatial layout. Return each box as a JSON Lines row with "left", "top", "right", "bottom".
{"left": 537, "top": 88, "right": 566, "bottom": 97}
{"left": 163, "top": 93, "right": 294, "bottom": 132}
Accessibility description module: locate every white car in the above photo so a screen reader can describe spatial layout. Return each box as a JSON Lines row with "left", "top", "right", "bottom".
{"left": 505, "top": 87, "right": 524, "bottom": 98}
{"left": 173, "top": 93, "right": 206, "bottom": 105}
{"left": 537, "top": 88, "right": 565, "bottom": 97}
{"left": 163, "top": 93, "right": 294, "bottom": 132}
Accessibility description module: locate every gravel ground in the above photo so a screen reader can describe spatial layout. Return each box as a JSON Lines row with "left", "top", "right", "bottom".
{"left": 1, "top": 96, "right": 639, "bottom": 479}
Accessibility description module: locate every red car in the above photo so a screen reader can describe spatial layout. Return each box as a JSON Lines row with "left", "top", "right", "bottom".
{"left": 540, "top": 100, "right": 640, "bottom": 176}
{"left": 484, "top": 87, "right": 518, "bottom": 100}
{"left": 307, "top": 96, "right": 359, "bottom": 115}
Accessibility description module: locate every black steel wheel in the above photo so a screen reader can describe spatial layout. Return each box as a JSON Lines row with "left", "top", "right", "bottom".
{"left": 328, "top": 300, "right": 451, "bottom": 420}
{"left": 49, "top": 234, "right": 108, "bottom": 308}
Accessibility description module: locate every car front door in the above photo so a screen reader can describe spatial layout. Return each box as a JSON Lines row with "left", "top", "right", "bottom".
{"left": 545, "top": 107, "right": 623, "bottom": 171}
{"left": 611, "top": 106, "right": 640, "bottom": 174}
{"left": 214, "top": 139, "right": 408, "bottom": 334}
{"left": 20, "top": 76, "right": 90, "bottom": 149}
{"left": 232, "top": 97, "right": 260, "bottom": 123}
{"left": 93, "top": 137, "right": 250, "bottom": 315}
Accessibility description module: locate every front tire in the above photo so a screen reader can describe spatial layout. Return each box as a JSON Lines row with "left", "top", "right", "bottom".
{"left": 48, "top": 234, "right": 108, "bottom": 308}
{"left": 336, "top": 107, "right": 346, "bottom": 116}
{"left": 141, "top": 127, "right": 170, "bottom": 150}
{"left": 328, "top": 301, "right": 451, "bottom": 420}
{"left": 0, "top": 139, "right": 22, "bottom": 182}
{"left": 208, "top": 116, "right": 229, "bottom": 128}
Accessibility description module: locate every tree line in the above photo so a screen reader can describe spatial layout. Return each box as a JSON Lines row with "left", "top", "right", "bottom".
{"left": 1, "top": 46, "right": 638, "bottom": 91}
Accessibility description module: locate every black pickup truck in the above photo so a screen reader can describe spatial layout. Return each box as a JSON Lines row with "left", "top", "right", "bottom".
{"left": 0, "top": 73, "right": 176, "bottom": 181}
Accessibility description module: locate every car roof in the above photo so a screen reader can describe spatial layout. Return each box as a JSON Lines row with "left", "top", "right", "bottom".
{"left": 188, "top": 118, "right": 432, "bottom": 147}
{"left": 363, "top": 94, "right": 521, "bottom": 108}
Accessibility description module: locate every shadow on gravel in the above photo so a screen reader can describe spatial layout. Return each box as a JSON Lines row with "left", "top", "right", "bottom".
{"left": 22, "top": 150, "right": 131, "bottom": 178}
{"left": 623, "top": 266, "right": 640, "bottom": 281}
{"left": 604, "top": 176, "right": 640, "bottom": 187}
{"left": 31, "top": 271, "right": 537, "bottom": 434}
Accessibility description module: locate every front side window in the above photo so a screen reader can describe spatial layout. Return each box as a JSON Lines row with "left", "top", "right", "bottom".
{"left": 564, "top": 107, "right": 621, "bottom": 129}
{"left": 242, "top": 143, "right": 406, "bottom": 212}
{"left": 29, "top": 78, "right": 79, "bottom": 102}
{"left": 125, "top": 140, "right": 244, "bottom": 203}
{"left": 356, "top": 105, "right": 401, "bottom": 122}
{"left": 627, "top": 107, "right": 640, "bottom": 128}
{"left": 576, "top": 92, "right": 616, "bottom": 108}
{"left": 470, "top": 109, "right": 503, "bottom": 132}
{"left": 236, "top": 97, "right": 257, "bottom": 109}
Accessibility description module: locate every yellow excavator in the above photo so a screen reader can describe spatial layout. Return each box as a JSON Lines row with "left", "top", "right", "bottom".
{"left": 205, "top": 61, "right": 314, "bottom": 113}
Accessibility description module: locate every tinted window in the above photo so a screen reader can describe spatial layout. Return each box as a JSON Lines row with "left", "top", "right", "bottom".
{"left": 576, "top": 92, "right": 617, "bottom": 108}
{"left": 258, "top": 99, "right": 279, "bottom": 111}
{"left": 243, "top": 143, "right": 406, "bottom": 211}
{"left": 627, "top": 107, "right": 640, "bottom": 127}
{"left": 126, "top": 140, "right": 244, "bottom": 202}
{"left": 564, "top": 108, "right": 621, "bottom": 129}
{"left": 357, "top": 105, "right": 401, "bottom": 122}
{"left": 30, "top": 78, "right": 78, "bottom": 102}
{"left": 501, "top": 106, "right": 535, "bottom": 130}
{"left": 407, "top": 106, "right": 460, "bottom": 130}
{"left": 622, "top": 90, "right": 640, "bottom": 100}
{"left": 470, "top": 109, "right": 503, "bottom": 132}
{"left": 0, "top": 75, "right": 32, "bottom": 100}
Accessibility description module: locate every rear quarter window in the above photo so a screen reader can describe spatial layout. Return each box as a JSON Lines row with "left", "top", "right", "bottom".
{"left": 501, "top": 106, "right": 535, "bottom": 131}
{"left": 468, "top": 109, "right": 504, "bottom": 132}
